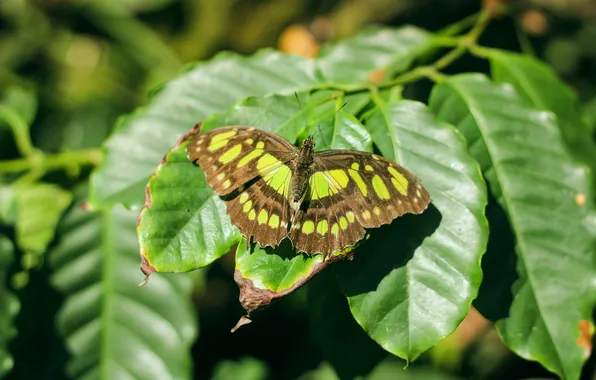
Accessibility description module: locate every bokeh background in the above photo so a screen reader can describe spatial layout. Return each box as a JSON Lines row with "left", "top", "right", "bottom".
{"left": 2, "top": 0, "right": 596, "bottom": 379}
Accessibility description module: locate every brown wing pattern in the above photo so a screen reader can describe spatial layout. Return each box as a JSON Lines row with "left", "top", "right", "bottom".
{"left": 289, "top": 150, "right": 430, "bottom": 255}
{"left": 187, "top": 126, "right": 297, "bottom": 195}
{"left": 224, "top": 174, "right": 293, "bottom": 249}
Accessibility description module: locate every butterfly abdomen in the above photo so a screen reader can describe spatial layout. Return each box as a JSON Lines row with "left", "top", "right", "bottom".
{"left": 289, "top": 167, "right": 311, "bottom": 211}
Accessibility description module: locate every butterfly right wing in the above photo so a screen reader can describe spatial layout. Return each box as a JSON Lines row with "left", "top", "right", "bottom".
{"left": 288, "top": 150, "right": 430, "bottom": 255}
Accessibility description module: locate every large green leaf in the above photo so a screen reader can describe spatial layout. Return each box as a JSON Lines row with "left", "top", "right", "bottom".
{"left": 50, "top": 198, "right": 196, "bottom": 379}
{"left": 337, "top": 100, "right": 488, "bottom": 362}
{"left": 0, "top": 236, "right": 18, "bottom": 377}
{"left": 89, "top": 51, "right": 320, "bottom": 210}
{"left": 487, "top": 49, "right": 596, "bottom": 183}
{"left": 317, "top": 26, "right": 432, "bottom": 84}
{"left": 429, "top": 74, "right": 596, "bottom": 380}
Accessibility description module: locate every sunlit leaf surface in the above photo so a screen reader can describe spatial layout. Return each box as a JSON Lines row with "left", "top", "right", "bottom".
{"left": 337, "top": 100, "right": 488, "bottom": 361}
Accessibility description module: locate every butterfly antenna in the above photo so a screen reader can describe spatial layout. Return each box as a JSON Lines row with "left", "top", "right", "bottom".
{"left": 294, "top": 91, "right": 302, "bottom": 109}
{"left": 294, "top": 91, "right": 314, "bottom": 145}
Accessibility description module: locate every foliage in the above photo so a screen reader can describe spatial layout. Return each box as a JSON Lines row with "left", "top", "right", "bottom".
{"left": 1, "top": 1, "right": 595, "bottom": 380}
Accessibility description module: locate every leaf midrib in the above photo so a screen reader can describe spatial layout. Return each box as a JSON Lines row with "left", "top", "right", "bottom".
{"left": 100, "top": 209, "right": 114, "bottom": 379}
{"left": 447, "top": 78, "right": 566, "bottom": 376}
{"left": 494, "top": 55, "right": 547, "bottom": 111}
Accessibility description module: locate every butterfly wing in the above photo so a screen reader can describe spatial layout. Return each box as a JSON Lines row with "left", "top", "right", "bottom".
{"left": 187, "top": 126, "right": 297, "bottom": 195}
{"left": 187, "top": 126, "right": 298, "bottom": 248}
{"left": 288, "top": 150, "right": 430, "bottom": 255}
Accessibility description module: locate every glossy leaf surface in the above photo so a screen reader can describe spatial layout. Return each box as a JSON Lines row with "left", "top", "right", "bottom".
{"left": 429, "top": 74, "right": 596, "bottom": 380}
{"left": 50, "top": 199, "right": 196, "bottom": 379}
{"left": 337, "top": 100, "right": 488, "bottom": 361}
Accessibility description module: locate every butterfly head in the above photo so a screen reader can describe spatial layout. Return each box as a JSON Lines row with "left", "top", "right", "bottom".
{"left": 302, "top": 135, "right": 316, "bottom": 150}
{"left": 298, "top": 136, "right": 316, "bottom": 168}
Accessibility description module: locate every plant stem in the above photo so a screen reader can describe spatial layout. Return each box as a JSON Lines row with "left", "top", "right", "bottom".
{"left": 0, "top": 105, "right": 34, "bottom": 157}
{"left": 430, "top": 9, "right": 492, "bottom": 72}
{"left": 326, "top": 8, "right": 493, "bottom": 95}
{"left": 438, "top": 12, "right": 480, "bottom": 36}
{"left": 515, "top": 24, "right": 536, "bottom": 57}
{"left": 0, "top": 148, "right": 102, "bottom": 174}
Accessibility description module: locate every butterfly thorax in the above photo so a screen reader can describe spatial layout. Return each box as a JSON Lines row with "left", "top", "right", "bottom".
{"left": 289, "top": 137, "right": 316, "bottom": 211}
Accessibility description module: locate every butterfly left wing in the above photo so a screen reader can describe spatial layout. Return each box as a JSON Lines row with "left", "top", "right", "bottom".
{"left": 289, "top": 150, "right": 430, "bottom": 255}
{"left": 223, "top": 167, "right": 294, "bottom": 248}
{"left": 187, "top": 126, "right": 298, "bottom": 248}
{"left": 187, "top": 126, "right": 298, "bottom": 195}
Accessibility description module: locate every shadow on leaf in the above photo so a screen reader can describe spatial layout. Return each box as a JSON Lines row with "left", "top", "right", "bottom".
{"left": 337, "top": 203, "right": 441, "bottom": 297}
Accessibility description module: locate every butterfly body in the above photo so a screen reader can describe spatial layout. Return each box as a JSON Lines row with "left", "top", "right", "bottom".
{"left": 187, "top": 126, "right": 430, "bottom": 256}
{"left": 289, "top": 136, "right": 316, "bottom": 212}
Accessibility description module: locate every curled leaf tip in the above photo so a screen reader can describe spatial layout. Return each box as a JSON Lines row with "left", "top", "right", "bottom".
{"left": 234, "top": 269, "right": 275, "bottom": 313}
{"left": 179, "top": 122, "right": 202, "bottom": 148}
{"left": 139, "top": 254, "right": 156, "bottom": 281}
{"left": 231, "top": 315, "right": 252, "bottom": 333}
{"left": 138, "top": 274, "right": 150, "bottom": 287}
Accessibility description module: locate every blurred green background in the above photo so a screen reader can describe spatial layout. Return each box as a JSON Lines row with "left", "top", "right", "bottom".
{"left": 2, "top": 0, "right": 596, "bottom": 379}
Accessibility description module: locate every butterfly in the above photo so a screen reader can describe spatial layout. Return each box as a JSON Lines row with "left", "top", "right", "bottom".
{"left": 187, "top": 126, "right": 430, "bottom": 256}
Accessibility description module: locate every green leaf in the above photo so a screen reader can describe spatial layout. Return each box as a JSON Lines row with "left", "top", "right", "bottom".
{"left": 0, "top": 236, "right": 19, "bottom": 377}
{"left": 429, "top": 74, "right": 596, "bottom": 380}
{"left": 89, "top": 51, "right": 320, "bottom": 210}
{"left": 138, "top": 137, "right": 240, "bottom": 274}
{"left": 0, "top": 85, "right": 37, "bottom": 126}
{"left": 237, "top": 240, "right": 325, "bottom": 293}
{"left": 317, "top": 26, "right": 432, "bottom": 84}
{"left": 211, "top": 357, "right": 269, "bottom": 380}
{"left": 50, "top": 199, "right": 196, "bottom": 379}
{"left": 324, "top": 108, "right": 373, "bottom": 151}
{"left": 0, "top": 186, "right": 16, "bottom": 223}
{"left": 337, "top": 100, "right": 488, "bottom": 361}
{"left": 8, "top": 184, "right": 72, "bottom": 256}
{"left": 487, "top": 50, "right": 596, "bottom": 184}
